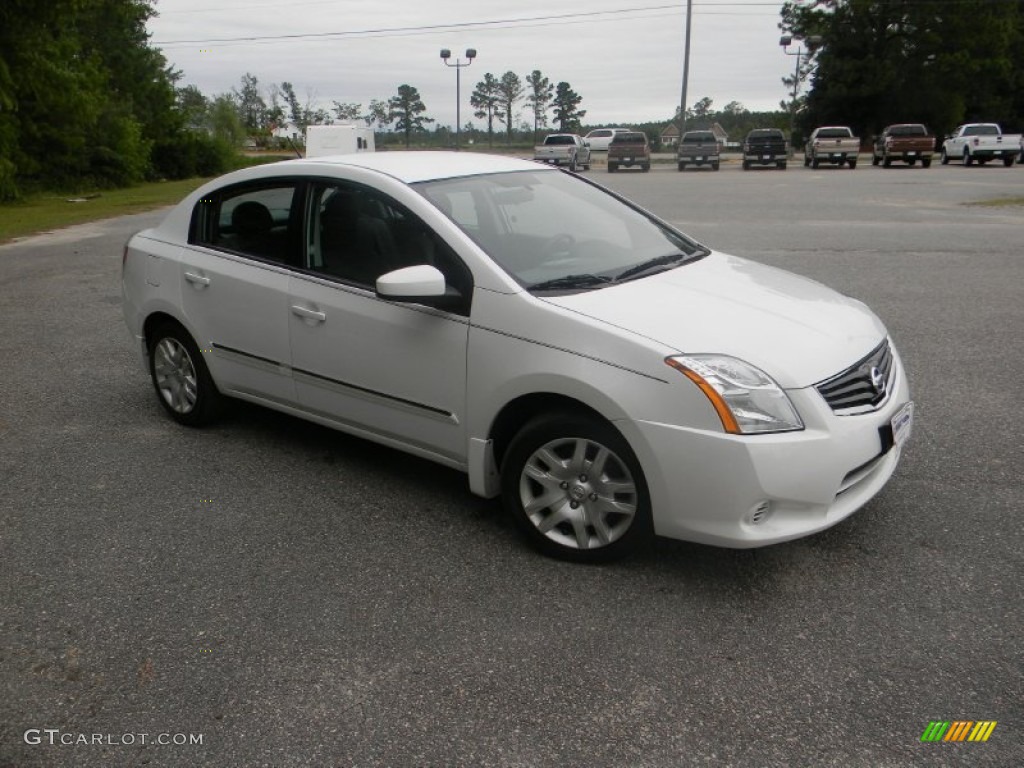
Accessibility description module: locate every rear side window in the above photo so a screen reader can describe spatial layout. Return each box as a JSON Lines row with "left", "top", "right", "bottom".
{"left": 192, "top": 183, "right": 301, "bottom": 266}
{"left": 890, "top": 125, "right": 927, "bottom": 137}
{"left": 612, "top": 132, "right": 647, "bottom": 144}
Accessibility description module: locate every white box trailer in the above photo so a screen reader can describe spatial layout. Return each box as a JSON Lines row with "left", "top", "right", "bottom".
{"left": 305, "top": 124, "right": 375, "bottom": 157}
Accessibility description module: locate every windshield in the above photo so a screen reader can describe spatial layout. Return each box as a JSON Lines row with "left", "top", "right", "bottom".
{"left": 416, "top": 170, "right": 705, "bottom": 291}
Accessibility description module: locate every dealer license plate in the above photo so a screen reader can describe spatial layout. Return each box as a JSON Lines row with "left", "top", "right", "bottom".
{"left": 696, "top": 156, "right": 704, "bottom": 161}
{"left": 762, "top": 154, "right": 770, "bottom": 160}
{"left": 624, "top": 157, "right": 633, "bottom": 162}
{"left": 891, "top": 402, "right": 914, "bottom": 448}
{"left": 907, "top": 151, "right": 917, "bottom": 156}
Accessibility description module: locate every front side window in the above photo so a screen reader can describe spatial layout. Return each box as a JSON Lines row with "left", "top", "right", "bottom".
{"left": 306, "top": 182, "right": 473, "bottom": 309}
{"left": 417, "top": 170, "right": 704, "bottom": 291}
{"left": 192, "top": 184, "right": 300, "bottom": 265}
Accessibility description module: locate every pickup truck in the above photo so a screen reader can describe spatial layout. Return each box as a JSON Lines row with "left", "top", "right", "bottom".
{"left": 742, "top": 128, "right": 787, "bottom": 170}
{"left": 940, "top": 123, "right": 1021, "bottom": 167}
{"left": 677, "top": 130, "right": 720, "bottom": 171}
{"left": 533, "top": 134, "right": 591, "bottom": 171}
{"left": 805, "top": 126, "right": 860, "bottom": 169}
{"left": 872, "top": 124, "right": 935, "bottom": 167}
{"left": 607, "top": 131, "right": 650, "bottom": 172}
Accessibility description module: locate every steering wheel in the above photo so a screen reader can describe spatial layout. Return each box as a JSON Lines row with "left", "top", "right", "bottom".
{"left": 540, "top": 233, "right": 576, "bottom": 259}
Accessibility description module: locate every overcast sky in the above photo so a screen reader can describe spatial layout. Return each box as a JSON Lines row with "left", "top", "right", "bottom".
{"left": 148, "top": 0, "right": 796, "bottom": 128}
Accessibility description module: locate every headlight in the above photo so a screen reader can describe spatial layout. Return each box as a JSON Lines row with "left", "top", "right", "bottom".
{"left": 666, "top": 354, "right": 804, "bottom": 434}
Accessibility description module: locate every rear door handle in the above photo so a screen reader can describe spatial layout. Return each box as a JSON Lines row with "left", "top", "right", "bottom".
{"left": 291, "top": 304, "right": 326, "bottom": 323}
{"left": 184, "top": 271, "right": 211, "bottom": 286}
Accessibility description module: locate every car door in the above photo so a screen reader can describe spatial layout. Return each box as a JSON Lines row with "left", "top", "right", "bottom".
{"left": 287, "top": 180, "right": 472, "bottom": 465}
{"left": 180, "top": 181, "right": 301, "bottom": 405}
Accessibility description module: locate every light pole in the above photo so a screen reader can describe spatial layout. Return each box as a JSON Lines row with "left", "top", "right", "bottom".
{"left": 676, "top": 0, "right": 694, "bottom": 146}
{"left": 440, "top": 48, "right": 476, "bottom": 151}
{"left": 779, "top": 34, "right": 821, "bottom": 152}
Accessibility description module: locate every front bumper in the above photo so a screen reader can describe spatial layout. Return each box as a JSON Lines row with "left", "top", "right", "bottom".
{"left": 621, "top": 349, "right": 911, "bottom": 548}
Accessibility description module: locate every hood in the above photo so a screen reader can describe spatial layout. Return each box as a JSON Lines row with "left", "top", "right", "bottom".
{"left": 541, "top": 251, "right": 887, "bottom": 388}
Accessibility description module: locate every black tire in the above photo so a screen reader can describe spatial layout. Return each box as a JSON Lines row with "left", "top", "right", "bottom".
{"left": 677, "top": 162, "right": 685, "bottom": 171}
{"left": 922, "top": 158, "right": 932, "bottom": 168}
{"left": 848, "top": 159, "right": 857, "bottom": 170}
{"left": 742, "top": 160, "right": 750, "bottom": 170}
{"left": 940, "top": 148, "right": 949, "bottom": 165}
{"left": 712, "top": 162, "right": 720, "bottom": 171}
{"left": 501, "top": 413, "right": 652, "bottom": 562}
{"left": 964, "top": 149, "right": 973, "bottom": 166}
{"left": 804, "top": 155, "right": 811, "bottom": 167}
{"left": 147, "top": 322, "right": 223, "bottom": 426}
{"left": 778, "top": 161, "right": 787, "bottom": 170}
{"left": 883, "top": 156, "right": 892, "bottom": 168}
{"left": 872, "top": 154, "right": 880, "bottom": 166}
{"left": 811, "top": 157, "right": 820, "bottom": 169}
{"left": 642, "top": 164, "right": 650, "bottom": 172}
{"left": 608, "top": 163, "right": 617, "bottom": 173}
{"left": 568, "top": 155, "right": 577, "bottom": 173}
{"left": 1003, "top": 156, "right": 1014, "bottom": 167}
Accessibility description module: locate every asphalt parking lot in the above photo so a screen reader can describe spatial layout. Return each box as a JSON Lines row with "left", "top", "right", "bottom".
{"left": 1, "top": 161, "right": 1021, "bottom": 767}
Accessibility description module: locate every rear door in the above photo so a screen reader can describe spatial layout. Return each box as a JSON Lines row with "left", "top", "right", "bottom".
{"left": 181, "top": 181, "right": 303, "bottom": 404}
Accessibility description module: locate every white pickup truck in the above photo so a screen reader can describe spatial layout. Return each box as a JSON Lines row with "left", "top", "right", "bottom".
{"left": 805, "top": 126, "right": 860, "bottom": 169}
{"left": 941, "top": 123, "right": 1020, "bottom": 167}
{"left": 533, "top": 134, "right": 591, "bottom": 172}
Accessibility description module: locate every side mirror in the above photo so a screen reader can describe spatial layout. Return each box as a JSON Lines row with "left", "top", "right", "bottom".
{"left": 375, "top": 264, "right": 464, "bottom": 310}
{"left": 376, "top": 264, "right": 445, "bottom": 299}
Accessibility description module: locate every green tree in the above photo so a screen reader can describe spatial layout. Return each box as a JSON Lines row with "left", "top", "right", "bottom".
{"left": 0, "top": 0, "right": 183, "bottom": 197}
{"left": 177, "top": 85, "right": 209, "bottom": 133}
{"left": 470, "top": 73, "right": 500, "bottom": 148}
{"left": 551, "top": 82, "right": 586, "bottom": 133}
{"left": 780, "top": 0, "right": 1023, "bottom": 140}
{"left": 524, "top": 70, "right": 554, "bottom": 144}
{"left": 495, "top": 71, "right": 524, "bottom": 145}
{"left": 365, "top": 99, "right": 389, "bottom": 130}
{"left": 332, "top": 102, "right": 362, "bottom": 122}
{"left": 233, "top": 73, "right": 268, "bottom": 136}
{"left": 388, "top": 84, "right": 433, "bottom": 148}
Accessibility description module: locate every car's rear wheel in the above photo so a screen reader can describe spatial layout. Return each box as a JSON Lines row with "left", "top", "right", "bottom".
{"left": 712, "top": 162, "right": 720, "bottom": 171}
{"left": 148, "top": 322, "right": 223, "bottom": 426}
{"left": 569, "top": 155, "right": 578, "bottom": 173}
{"left": 811, "top": 157, "right": 820, "bottom": 169}
{"left": 940, "top": 148, "right": 949, "bottom": 165}
{"left": 1003, "top": 155, "right": 1015, "bottom": 167}
{"left": 872, "top": 154, "right": 880, "bottom": 166}
{"left": 922, "top": 158, "right": 932, "bottom": 168}
{"left": 642, "top": 163, "right": 650, "bottom": 172}
{"left": 963, "top": 148, "right": 973, "bottom": 166}
{"left": 677, "top": 162, "right": 685, "bottom": 171}
{"left": 501, "top": 414, "right": 651, "bottom": 562}
{"left": 848, "top": 159, "right": 857, "bottom": 169}
{"left": 608, "top": 163, "right": 617, "bottom": 173}
{"left": 883, "top": 156, "right": 892, "bottom": 168}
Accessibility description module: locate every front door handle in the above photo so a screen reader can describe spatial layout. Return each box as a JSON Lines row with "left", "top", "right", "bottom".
{"left": 184, "top": 271, "right": 211, "bottom": 286}
{"left": 291, "top": 305, "right": 326, "bottom": 323}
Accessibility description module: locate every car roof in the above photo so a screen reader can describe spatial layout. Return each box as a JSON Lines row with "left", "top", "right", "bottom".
{"left": 275, "top": 151, "right": 549, "bottom": 184}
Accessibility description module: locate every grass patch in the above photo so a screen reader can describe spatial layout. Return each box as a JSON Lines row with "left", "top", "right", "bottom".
{"left": 0, "top": 154, "right": 294, "bottom": 244}
{"left": 0, "top": 177, "right": 211, "bottom": 243}
{"left": 966, "top": 196, "right": 1024, "bottom": 208}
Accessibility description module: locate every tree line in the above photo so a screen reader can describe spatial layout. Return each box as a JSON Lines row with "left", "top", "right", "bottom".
{"left": 780, "top": 0, "right": 1024, "bottom": 145}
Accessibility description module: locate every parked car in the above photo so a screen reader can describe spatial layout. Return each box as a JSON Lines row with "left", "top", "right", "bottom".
{"left": 805, "top": 126, "right": 860, "bottom": 169}
{"left": 583, "top": 127, "right": 629, "bottom": 152}
{"left": 941, "top": 123, "right": 1021, "bottom": 167}
{"left": 677, "top": 130, "right": 720, "bottom": 171}
{"left": 607, "top": 131, "right": 651, "bottom": 172}
{"left": 533, "top": 133, "right": 591, "bottom": 171}
{"left": 122, "top": 152, "right": 912, "bottom": 562}
{"left": 742, "top": 128, "right": 788, "bottom": 170}
{"left": 872, "top": 124, "right": 935, "bottom": 168}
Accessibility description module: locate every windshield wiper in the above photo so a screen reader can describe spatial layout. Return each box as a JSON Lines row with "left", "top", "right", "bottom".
{"left": 614, "top": 252, "right": 691, "bottom": 282}
{"left": 529, "top": 273, "right": 614, "bottom": 291}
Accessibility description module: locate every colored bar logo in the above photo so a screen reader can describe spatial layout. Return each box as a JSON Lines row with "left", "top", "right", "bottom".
{"left": 921, "top": 721, "right": 997, "bottom": 742}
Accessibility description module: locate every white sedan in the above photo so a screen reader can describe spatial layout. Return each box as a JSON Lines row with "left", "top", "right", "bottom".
{"left": 122, "top": 152, "right": 912, "bottom": 561}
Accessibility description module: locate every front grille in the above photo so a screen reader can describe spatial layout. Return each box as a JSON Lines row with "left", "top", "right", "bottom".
{"left": 816, "top": 340, "right": 893, "bottom": 413}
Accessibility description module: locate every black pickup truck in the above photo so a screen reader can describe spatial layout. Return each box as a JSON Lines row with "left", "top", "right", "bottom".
{"left": 742, "top": 128, "right": 788, "bottom": 170}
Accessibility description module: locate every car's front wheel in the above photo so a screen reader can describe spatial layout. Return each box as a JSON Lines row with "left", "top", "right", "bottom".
{"left": 148, "top": 322, "right": 223, "bottom": 426}
{"left": 501, "top": 414, "right": 651, "bottom": 562}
